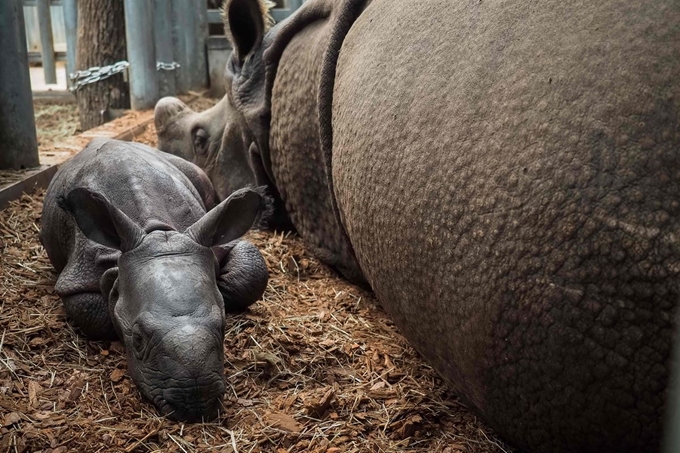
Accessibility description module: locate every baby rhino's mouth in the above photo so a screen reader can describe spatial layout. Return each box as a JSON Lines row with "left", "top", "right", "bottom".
{"left": 153, "top": 378, "right": 226, "bottom": 422}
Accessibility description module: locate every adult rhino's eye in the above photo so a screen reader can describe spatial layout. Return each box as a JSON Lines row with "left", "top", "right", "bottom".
{"left": 192, "top": 127, "right": 209, "bottom": 155}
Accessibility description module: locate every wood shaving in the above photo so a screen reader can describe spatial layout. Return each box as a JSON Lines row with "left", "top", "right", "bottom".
{"left": 0, "top": 98, "right": 509, "bottom": 453}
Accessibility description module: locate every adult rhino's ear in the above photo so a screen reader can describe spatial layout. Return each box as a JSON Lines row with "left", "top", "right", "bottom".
{"left": 58, "top": 187, "right": 144, "bottom": 252}
{"left": 222, "top": 0, "right": 268, "bottom": 63}
{"left": 186, "top": 187, "right": 269, "bottom": 247}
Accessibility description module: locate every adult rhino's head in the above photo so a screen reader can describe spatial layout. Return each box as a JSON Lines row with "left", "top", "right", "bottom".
{"left": 60, "top": 186, "right": 268, "bottom": 422}
{"left": 154, "top": 0, "right": 278, "bottom": 201}
{"left": 154, "top": 95, "right": 257, "bottom": 200}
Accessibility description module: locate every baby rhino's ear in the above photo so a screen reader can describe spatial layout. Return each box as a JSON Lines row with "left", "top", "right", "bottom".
{"left": 222, "top": 0, "right": 268, "bottom": 63}
{"left": 185, "top": 187, "right": 266, "bottom": 247}
{"left": 59, "top": 187, "right": 144, "bottom": 252}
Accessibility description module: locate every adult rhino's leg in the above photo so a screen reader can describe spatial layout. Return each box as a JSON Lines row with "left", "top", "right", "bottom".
{"left": 332, "top": 0, "right": 680, "bottom": 452}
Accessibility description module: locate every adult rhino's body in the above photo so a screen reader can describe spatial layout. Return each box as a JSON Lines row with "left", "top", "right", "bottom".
{"left": 156, "top": 0, "right": 680, "bottom": 450}
{"left": 333, "top": 1, "right": 680, "bottom": 451}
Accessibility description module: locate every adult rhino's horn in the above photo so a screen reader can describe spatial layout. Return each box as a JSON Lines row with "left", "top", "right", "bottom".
{"left": 58, "top": 187, "right": 145, "bottom": 252}
{"left": 185, "top": 187, "right": 269, "bottom": 247}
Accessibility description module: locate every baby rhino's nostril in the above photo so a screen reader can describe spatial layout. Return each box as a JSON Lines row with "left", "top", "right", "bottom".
{"left": 161, "top": 380, "right": 225, "bottom": 422}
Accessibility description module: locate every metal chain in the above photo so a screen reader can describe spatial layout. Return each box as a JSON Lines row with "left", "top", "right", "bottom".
{"left": 156, "top": 61, "right": 181, "bottom": 71}
{"left": 69, "top": 60, "right": 181, "bottom": 91}
{"left": 69, "top": 61, "right": 130, "bottom": 92}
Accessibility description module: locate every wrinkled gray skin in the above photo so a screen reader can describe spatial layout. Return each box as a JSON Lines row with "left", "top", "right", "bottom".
{"left": 155, "top": 95, "right": 295, "bottom": 234}
{"left": 156, "top": 0, "right": 680, "bottom": 451}
{"left": 154, "top": 10, "right": 361, "bottom": 283}
{"left": 41, "top": 138, "right": 269, "bottom": 422}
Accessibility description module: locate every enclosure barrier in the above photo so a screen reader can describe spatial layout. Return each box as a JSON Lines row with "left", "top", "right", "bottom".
{"left": 154, "top": 0, "right": 176, "bottom": 98}
{"left": 35, "top": 0, "right": 56, "bottom": 84}
{"left": 123, "top": 0, "right": 159, "bottom": 110}
{"left": 21, "top": 0, "right": 303, "bottom": 108}
{"left": 0, "top": 0, "right": 39, "bottom": 170}
{"left": 61, "top": 0, "right": 76, "bottom": 86}
{"left": 1, "top": 0, "right": 303, "bottom": 170}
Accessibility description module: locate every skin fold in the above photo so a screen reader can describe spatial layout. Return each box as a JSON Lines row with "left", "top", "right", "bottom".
{"left": 154, "top": 0, "right": 364, "bottom": 284}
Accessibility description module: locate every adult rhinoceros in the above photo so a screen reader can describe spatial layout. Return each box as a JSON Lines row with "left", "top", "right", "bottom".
{"left": 155, "top": 0, "right": 680, "bottom": 450}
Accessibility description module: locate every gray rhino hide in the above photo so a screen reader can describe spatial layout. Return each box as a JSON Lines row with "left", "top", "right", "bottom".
{"left": 41, "top": 138, "right": 271, "bottom": 421}
{"left": 41, "top": 138, "right": 217, "bottom": 338}
{"left": 331, "top": 0, "right": 680, "bottom": 452}
{"left": 158, "top": 0, "right": 678, "bottom": 448}
{"left": 265, "top": 1, "right": 366, "bottom": 284}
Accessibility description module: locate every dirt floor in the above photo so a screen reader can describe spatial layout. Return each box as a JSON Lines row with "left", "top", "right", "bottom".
{"left": 34, "top": 103, "right": 80, "bottom": 150}
{"left": 0, "top": 100, "right": 509, "bottom": 453}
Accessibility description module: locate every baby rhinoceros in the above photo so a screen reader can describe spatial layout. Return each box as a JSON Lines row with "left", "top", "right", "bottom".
{"left": 40, "top": 138, "right": 270, "bottom": 422}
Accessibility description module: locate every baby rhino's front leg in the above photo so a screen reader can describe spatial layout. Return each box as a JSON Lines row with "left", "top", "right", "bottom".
{"left": 54, "top": 239, "right": 119, "bottom": 340}
{"left": 61, "top": 291, "right": 117, "bottom": 340}
{"left": 216, "top": 240, "right": 269, "bottom": 312}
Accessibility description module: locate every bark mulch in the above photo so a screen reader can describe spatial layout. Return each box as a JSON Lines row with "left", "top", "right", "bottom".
{"left": 0, "top": 100, "right": 509, "bottom": 453}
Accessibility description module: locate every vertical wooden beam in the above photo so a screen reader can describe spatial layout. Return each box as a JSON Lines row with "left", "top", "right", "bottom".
{"left": 75, "top": 0, "right": 130, "bottom": 129}
{"left": 194, "top": 0, "right": 209, "bottom": 89}
{"left": 36, "top": 0, "right": 57, "bottom": 85}
{"left": 170, "top": 0, "right": 190, "bottom": 93}
{"left": 62, "top": 0, "right": 78, "bottom": 87}
{"left": 123, "top": 0, "right": 159, "bottom": 110}
{"left": 0, "top": 0, "right": 40, "bottom": 170}
{"left": 154, "top": 0, "right": 177, "bottom": 97}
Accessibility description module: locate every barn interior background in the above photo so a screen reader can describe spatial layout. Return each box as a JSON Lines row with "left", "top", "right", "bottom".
{"left": 0, "top": 0, "right": 299, "bottom": 206}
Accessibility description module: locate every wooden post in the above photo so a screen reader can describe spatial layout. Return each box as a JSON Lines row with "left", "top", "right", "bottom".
{"left": 154, "top": 0, "right": 176, "bottom": 98}
{"left": 75, "top": 0, "right": 129, "bottom": 130}
{"left": 123, "top": 0, "right": 158, "bottom": 109}
{"left": 36, "top": 0, "right": 57, "bottom": 85}
{"left": 194, "top": 0, "right": 209, "bottom": 89}
{"left": 171, "top": 0, "right": 208, "bottom": 93}
{"left": 0, "top": 0, "right": 40, "bottom": 170}
{"left": 62, "top": 0, "right": 78, "bottom": 87}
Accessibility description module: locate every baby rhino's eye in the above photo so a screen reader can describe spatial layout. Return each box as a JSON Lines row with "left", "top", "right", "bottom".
{"left": 131, "top": 323, "right": 146, "bottom": 359}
